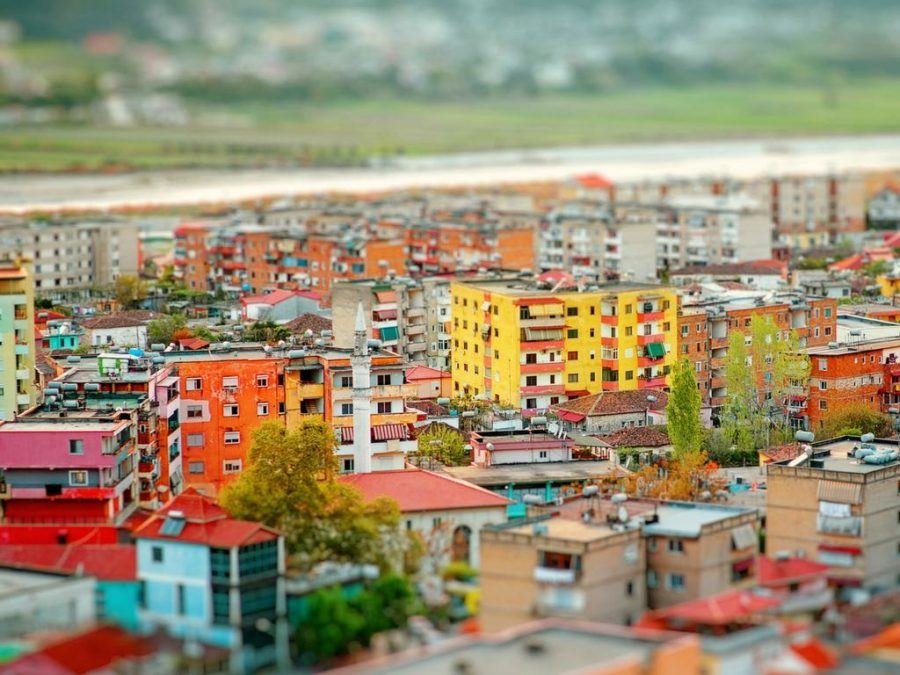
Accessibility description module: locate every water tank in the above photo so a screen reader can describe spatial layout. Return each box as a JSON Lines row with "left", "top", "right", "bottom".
{"left": 522, "top": 494, "right": 543, "bottom": 505}
{"left": 129, "top": 348, "right": 145, "bottom": 358}
{"left": 152, "top": 356, "right": 165, "bottom": 364}
{"left": 62, "top": 400, "right": 79, "bottom": 409}
{"left": 42, "top": 388, "right": 58, "bottom": 397}
{"left": 61, "top": 382, "right": 78, "bottom": 392}
{"left": 66, "top": 356, "right": 82, "bottom": 365}
{"left": 794, "top": 430, "right": 815, "bottom": 443}
{"left": 287, "top": 350, "right": 307, "bottom": 359}
{"left": 436, "top": 397, "right": 451, "bottom": 406}
{"left": 150, "top": 343, "right": 166, "bottom": 352}
{"left": 863, "top": 450, "right": 899, "bottom": 465}
{"left": 47, "top": 381, "right": 61, "bottom": 389}
{"left": 581, "top": 485, "right": 599, "bottom": 498}
{"left": 860, "top": 433, "right": 875, "bottom": 443}
{"left": 611, "top": 493, "right": 628, "bottom": 504}
{"left": 84, "top": 383, "right": 101, "bottom": 392}
{"left": 530, "top": 416, "right": 547, "bottom": 426}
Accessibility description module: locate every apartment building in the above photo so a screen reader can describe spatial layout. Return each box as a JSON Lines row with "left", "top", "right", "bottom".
{"left": 423, "top": 276, "right": 452, "bottom": 369}
{"left": 643, "top": 502, "right": 760, "bottom": 610}
{"left": 480, "top": 515, "right": 646, "bottom": 632}
{"left": 655, "top": 195, "right": 773, "bottom": 271}
{"left": 766, "top": 438, "right": 900, "bottom": 594}
{"left": 806, "top": 337, "right": 900, "bottom": 430}
{"left": 0, "top": 259, "right": 36, "bottom": 421}
{"left": 539, "top": 204, "right": 658, "bottom": 283}
{"left": 406, "top": 220, "right": 536, "bottom": 274}
{"left": 0, "top": 218, "right": 139, "bottom": 294}
{"left": 450, "top": 277, "right": 679, "bottom": 412}
{"left": 678, "top": 294, "right": 837, "bottom": 414}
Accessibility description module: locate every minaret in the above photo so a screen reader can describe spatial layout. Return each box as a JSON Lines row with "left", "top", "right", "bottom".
{"left": 351, "top": 303, "right": 373, "bottom": 474}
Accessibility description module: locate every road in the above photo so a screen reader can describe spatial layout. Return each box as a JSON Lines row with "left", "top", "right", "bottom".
{"left": 1, "top": 134, "right": 899, "bottom": 213}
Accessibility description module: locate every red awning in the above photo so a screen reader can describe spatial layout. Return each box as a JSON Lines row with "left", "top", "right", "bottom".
{"left": 732, "top": 558, "right": 755, "bottom": 572}
{"left": 557, "top": 410, "right": 586, "bottom": 423}
{"left": 819, "top": 544, "right": 862, "bottom": 555}
{"left": 374, "top": 309, "right": 397, "bottom": 320}
{"left": 375, "top": 291, "right": 397, "bottom": 303}
{"left": 340, "top": 427, "right": 354, "bottom": 444}
{"left": 373, "top": 424, "right": 409, "bottom": 441}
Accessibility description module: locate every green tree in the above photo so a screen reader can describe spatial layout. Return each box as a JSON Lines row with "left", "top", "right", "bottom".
{"left": 147, "top": 314, "right": 188, "bottom": 346}
{"left": 114, "top": 275, "right": 148, "bottom": 309}
{"left": 721, "top": 330, "right": 757, "bottom": 451}
{"left": 417, "top": 424, "right": 469, "bottom": 467}
{"left": 220, "top": 420, "right": 406, "bottom": 571}
{"left": 666, "top": 358, "right": 703, "bottom": 457}
{"left": 244, "top": 320, "right": 291, "bottom": 343}
{"left": 820, "top": 402, "right": 894, "bottom": 439}
{"left": 863, "top": 259, "right": 891, "bottom": 279}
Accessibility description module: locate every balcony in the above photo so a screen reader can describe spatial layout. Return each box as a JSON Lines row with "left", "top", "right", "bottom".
{"left": 520, "top": 316, "right": 566, "bottom": 329}
{"left": 638, "top": 376, "right": 667, "bottom": 389}
{"left": 637, "top": 356, "right": 664, "bottom": 368}
{"left": 520, "top": 362, "right": 564, "bottom": 374}
{"left": 520, "top": 384, "right": 565, "bottom": 396}
{"left": 297, "top": 383, "right": 324, "bottom": 399}
{"left": 15, "top": 369, "right": 29, "bottom": 380}
{"left": 600, "top": 314, "right": 618, "bottom": 326}
{"left": 14, "top": 344, "right": 29, "bottom": 355}
{"left": 709, "top": 337, "right": 728, "bottom": 349}
{"left": 637, "top": 333, "right": 665, "bottom": 346}
{"left": 602, "top": 381, "right": 619, "bottom": 392}
{"left": 406, "top": 324, "right": 426, "bottom": 336}
{"left": 710, "top": 376, "right": 726, "bottom": 389}
{"left": 638, "top": 311, "right": 665, "bottom": 323}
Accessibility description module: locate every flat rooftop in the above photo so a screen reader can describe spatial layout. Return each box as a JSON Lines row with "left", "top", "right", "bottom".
{"left": 454, "top": 277, "right": 667, "bottom": 296}
{"left": 504, "top": 517, "right": 626, "bottom": 544}
{"left": 642, "top": 502, "right": 756, "bottom": 538}
{"left": 807, "top": 335, "right": 900, "bottom": 356}
{"left": 443, "top": 459, "right": 617, "bottom": 487}
{"left": 772, "top": 439, "right": 900, "bottom": 475}
{"left": 364, "top": 624, "right": 671, "bottom": 675}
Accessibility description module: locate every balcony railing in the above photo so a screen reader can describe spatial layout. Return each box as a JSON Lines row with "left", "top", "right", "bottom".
{"left": 533, "top": 567, "right": 577, "bottom": 584}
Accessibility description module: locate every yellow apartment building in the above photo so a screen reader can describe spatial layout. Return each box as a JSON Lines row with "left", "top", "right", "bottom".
{"left": 0, "top": 258, "right": 36, "bottom": 421}
{"left": 450, "top": 278, "right": 678, "bottom": 410}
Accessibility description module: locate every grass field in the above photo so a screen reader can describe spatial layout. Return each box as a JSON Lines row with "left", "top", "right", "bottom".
{"left": 1, "top": 79, "right": 899, "bottom": 172}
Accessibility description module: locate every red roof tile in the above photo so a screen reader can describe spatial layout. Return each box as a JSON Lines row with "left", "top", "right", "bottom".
{"left": 0, "top": 544, "right": 135, "bottom": 581}
{"left": 340, "top": 468, "right": 509, "bottom": 513}
{"left": 595, "top": 426, "right": 670, "bottom": 448}
{"left": 285, "top": 312, "right": 332, "bottom": 335}
{"left": 574, "top": 173, "right": 614, "bottom": 189}
{"left": 790, "top": 639, "right": 840, "bottom": 669}
{"left": 134, "top": 487, "right": 279, "bottom": 548}
{"left": 637, "top": 589, "right": 780, "bottom": 627}
{"left": 553, "top": 390, "right": 667, "bottom": 417}
{"left": 405, "top": 365, "right": 450, "bottom": 381}
{"left": 406, "top": 400, "right": 450, "bottom": 417}
{"left": 759, "top": 442, "right": 804, "bottom": 463}
{"left": 757, "top": 555, "right": 829, "bottom": 587}
{"left": 240, "top": 289, "right": 298, "bottom": 306}
{"left": 4, "top": 625, "right": 154, "bottom": 674}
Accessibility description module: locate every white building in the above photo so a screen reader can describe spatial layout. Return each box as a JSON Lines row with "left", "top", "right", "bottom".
{"left": 867, "top": 185, "right": 900, "bottom": 229}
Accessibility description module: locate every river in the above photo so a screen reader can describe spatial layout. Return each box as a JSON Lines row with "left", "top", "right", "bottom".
{"left": 0, "top": 134, "right": 898, "bottom": 213}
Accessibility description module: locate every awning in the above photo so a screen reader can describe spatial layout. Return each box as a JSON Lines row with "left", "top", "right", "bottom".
{"left": 557, "top": 410, "right": 586, "bottom": 423}
{"left": 340, "top": 427, "right": 354, "bottom": 444}
{"left": 528, "top": 304, "right": 563, "bottom": 317}
{"left": 731, "top": 524, "right": 757, "bottom": 551}
{"left": 818, "top": 543, "right": 862, "bottom": 555}
{"left": 731, "top": 557, "right": 754, "bottom": 573}
{"left": 645, "top": 343, "right": 666, "bottom": 358}
{"left": 375, "top": 291, "right": 397, "bottom": 303}
{"left": 374, "top": 309, "right": 397, "bottom": 320}
{"left": 522, "top": 328, "right": 563, "bottom": 341}
{"left": 565, "top": 389, "right": 590, "bottom": 399}
{"left": 372, "top": 423, "right": 410, "bottom": 441}
{"left": 817, "top": 480, "right": 862, "bottom": 504}
{"left": 379, "top": 326, "right": 400, "bottom": 341}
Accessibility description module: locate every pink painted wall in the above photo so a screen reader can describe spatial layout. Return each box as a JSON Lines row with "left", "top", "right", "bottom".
{"left": 0, "top": 424, "right": 128, "bottom": 468}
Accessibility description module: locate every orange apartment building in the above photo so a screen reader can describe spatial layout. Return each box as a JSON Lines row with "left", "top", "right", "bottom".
{"left": 168, "top": 351, "right": 286, "bottom": 493}
{"left": 406, "top": 222, "right": 535, "bottom": 274}
{"left": 806, "top": 336, "right": 900, "bottom": 430}
{"left": 677, "top": 296, "right": 836, "bottom": 412}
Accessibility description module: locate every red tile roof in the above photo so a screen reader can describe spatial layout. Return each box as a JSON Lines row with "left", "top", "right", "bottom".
{"left": 759, "top": 442, "right": 804, "bottom": 464}
{"left": 574, "top": 173, "right": 614, "bottom": 189}
{"left": 240, "top": 289, "right": 298, "bottom": 306}
{"left": 133, "top": 487, "right": 279, "bottom": 548}
{"left": 178, "top": 337, "right": 210, "bottom": 351}
{"left": 0, "top": 544, "right": 135, "bottom": 581}
{"left": 406, "top": 400, "right": 450, "bottom": 417}
{"left": 552, "top": 390, "right": 667, "bottom": 417}
{"left": 637, "top": 589, "right": 780, "bottom": 627}
{"left": 340, "top": 468, "right": 509, "bottom": 513}
{"left": 595, "top": 426, "right": 670, "bottom": 448}
{"left": 405, "top": 365, "right": 450, "bottom": 381}
{"left": 79, "top": 311, "right": 159, "bottom": 329}
{"left": 790, "top": 639, "right": 840, "bottom": 670}
{"left": 3, "top": 625, "right": 154, "bottom": 674}
{"left": 285, "top": 312, "right": 332, "bottom": 335}
{"left": 757, "top": 555, "right": 829, "bottom": 587}
{"left": 850, "top": 623, "right": 900, "bottom": 655}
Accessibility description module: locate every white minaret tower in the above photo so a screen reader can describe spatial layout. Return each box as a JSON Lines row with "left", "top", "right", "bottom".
{"left": 351, "top": 303, "right": 373, "bottom": 474}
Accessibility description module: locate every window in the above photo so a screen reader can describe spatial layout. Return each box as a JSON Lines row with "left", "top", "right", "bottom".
{"left": 187, "top": 433, "right": 204, "bottom": 447}
{"left": 257, "top": 402, "right": 269, "bottom": 416}
{"left": 278, "top": 402, "right": 285, "bottom": 414}
{"left": 539, "top": 450, "right": 548, "bottom": 459}
{"left": 668, "top": 573, "right": 686, "bottom": 591}
{"left": 376, "top": 373, "right": 392, "bottom": 386}
{"left": 69, "top": 439, "right": 84, "bottom": 455}
{"left": 625, "top": 326, "right": 633, "bottom": 336}
{"left": 222, "top": 376, "right": 239, "bottom": 389}
{"left": 647, "top": 570, "right": 658, "bottom": 589}
{"left": 626, "top": 581, "right": 634, "bottom": 596}
{"left": 526, "top": 376, "right": 538, "bottom": 387}
{"left": 525, "top": 353, "right": 537, "bottom": 364}
{"left": 567, "top": 307, "right": 578, "bottom": 316}
{"left": 625, "top": 304, "right": 632, "bottom": 314}
{"left": 176, "top": 584, "right": 185, "bottom": 615}
{"left": 256, "top": 375, "right": 268, "bottom": 387}
{"left": 526, "top": 398, "right": 537, "bottom": 409}
{"left": 188, "top": 461, "right": 205, "bottom": 474}
{"left": 568, "top": 373, "right": 579, "bottom": 383}
{"left": 187, "top": 405, "right": 203, "bottom": 419}
{"left": 339, "top": 375, "right": 353, "bottom": 388}
{"left": 819, "top": 400, "right": 827, "bottom": 410}
{"left": 223, "top": 460, "right": 242, "bottom": 474}
{"left": 223, "top": 404, "right": 239, "bottom": 417}
{"left": 819, "top": 381, "right": 827, "bottom": 390}
{"left": 681, "top": 325, "right": 689, "bottom": 336}
{"left": 647, "top": 537, "right": 658, "bottom": 552}
{"left": 341, "top": 458, "right": 355, "bottom": 474}
{"left": 340, "top": 403, "right": 353, "bottom": 415}
{"left": 667, "top": 539, "right": 685, "bottom": 553}
{"left": 567, "top": 329, "right": 578, "bottom": 339}
{"left": 152, "top": 546, "right": 164, "bottom": 563}
{"left": 432, "top": 517, "right": 442, "bottom": 527}
{"left": 625, "top": 370, "right": 633, "bottom": 380}
{"left": 186, "top": 378, "right": 202, "bottom": 391}
{"left": 224, "top": 431, "right": 240, "bottom": 445}
{"left": 377, "top": 401, "right": 392, "bottom": 414}
{"left": 818, "top": 359, "right": 827, "bottom": 371}
{"left": 69, "top": 470, "right": 88, "bottom": 486}
{"left": 825, "top": 307, "right": 832, "bottom": 318}
{"left": 567, "top": 351, "right": 578, "bottom": 360}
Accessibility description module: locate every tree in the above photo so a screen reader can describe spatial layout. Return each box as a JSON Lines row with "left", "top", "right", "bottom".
{"left": 114, "top": 275, "right": 147, "bottom": 309}
{"left": 244, "top": 320, "right": 291, "bottom": 343}
{"left": 147, "top": 314, "right": 188, "bottom": 346}
{"left": 721, "top": 316, "right": 810, "bottom": 451}
{"left": 622, "top": 451, "right": 724, "bottom": 501}
{"left": 863, "top": 259, "right": 890, "bottom": 279}
{"left": 416, "top": 424, "right": 469, "bottom": 467}
{"left": 820, "top": 402, "right": 894, "bottom": 439}
{"left": 220, "top": 420, "right": 407, "bottom": 571}
{"left": 666, "top": 358, "right": 703, "bottom": 457}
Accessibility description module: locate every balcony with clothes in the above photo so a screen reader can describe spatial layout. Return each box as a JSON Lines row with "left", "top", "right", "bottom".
{"left": 638, "top": 368, "right": 667, "bottom": 389}
{"left": 534, "top": 550, "right": 582, "bottom": 586}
